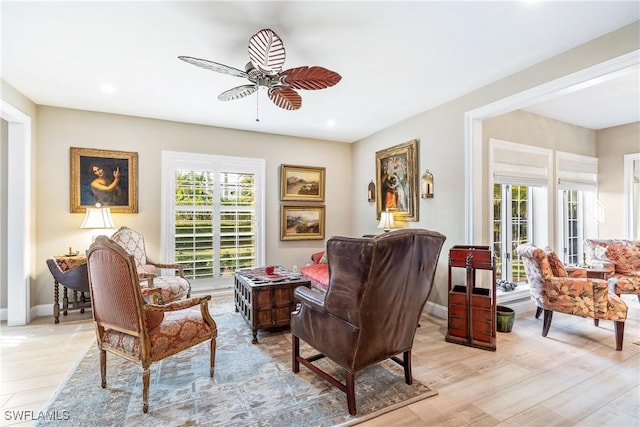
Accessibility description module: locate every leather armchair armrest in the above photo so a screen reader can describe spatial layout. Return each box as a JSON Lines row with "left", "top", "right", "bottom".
{"left": 295, "top": 286, "right": 327, "bottom": 312}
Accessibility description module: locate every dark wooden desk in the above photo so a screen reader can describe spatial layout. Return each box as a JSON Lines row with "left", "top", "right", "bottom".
{"left": 234, "top": 266, "right": 310, "bottom": 343}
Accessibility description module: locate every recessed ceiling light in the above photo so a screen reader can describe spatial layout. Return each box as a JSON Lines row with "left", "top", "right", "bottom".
{"left": 326, "top": 119, "right": 336, "bottom": 127}
{"left": 100, "top": 83, "right": 115, "bottom": 94}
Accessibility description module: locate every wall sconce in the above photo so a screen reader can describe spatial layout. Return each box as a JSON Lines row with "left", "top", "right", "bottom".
{"left": 421, "top": 170, "right": 434, "bottom": 199}
{"left": 367, "top": 180, "right": 376, "bottom": 202}
{"left": 377, "top": 209, "right": 396, "bottom": 232}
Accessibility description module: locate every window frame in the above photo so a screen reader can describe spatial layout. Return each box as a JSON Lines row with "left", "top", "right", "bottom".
{"left": 161, "top": 151, "right": 265, "bottom": 292}
{"left": 624, "top": 153, "right": 640, "bottom": 240}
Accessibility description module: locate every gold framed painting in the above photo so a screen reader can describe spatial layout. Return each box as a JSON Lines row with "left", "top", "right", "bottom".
{"left": 281, "top": 205, "right": 325, "bottom": 241}
{"left": 375, "top": 139, "right": 419, "bottom": 222}
{"left": 280, "top": 164, "right": 325, "bottom": 202}
{"left": 70, "top": 147, "right": 138, "bottom": 213}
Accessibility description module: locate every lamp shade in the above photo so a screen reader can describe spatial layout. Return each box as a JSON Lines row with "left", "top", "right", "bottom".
{"left": 377, "top": 210, "right": 396, "bottom": 232}
{"left": 80, "top": 205, "right": 114, "bottom": 229}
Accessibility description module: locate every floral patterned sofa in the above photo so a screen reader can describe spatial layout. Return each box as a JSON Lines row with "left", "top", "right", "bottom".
{"left": 585, "top": 239, "right": 640, "bottom": 302}
{"left": 517, "top": 243, "right": 628, "bottom": 350}
{"left": 299, "top": 251, "right": 329, "bottom": 292}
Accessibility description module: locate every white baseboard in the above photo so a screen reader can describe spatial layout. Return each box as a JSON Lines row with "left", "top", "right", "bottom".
{"left": 424, "top": 300, "right": 447, "bottom": 319}
{"left": 4, "top": 291, "right": 534, "bottom": 324}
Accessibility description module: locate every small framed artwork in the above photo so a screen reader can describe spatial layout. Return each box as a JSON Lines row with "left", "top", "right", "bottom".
{"left": 375, "top": 139, "right": 419, "bottom": 221}
{"left": 280, "top": 164, "right": 325, "bottom": 202}
{"left": 70, "top": 147, "right": 138, "bottom": 213}
{"left": 281, "top": 205, "right": 325, "bottom": 241}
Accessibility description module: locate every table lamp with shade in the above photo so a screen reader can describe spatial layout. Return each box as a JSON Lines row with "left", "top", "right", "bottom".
{"left": 81, "top": 203, "right": 115, "bottom": 242}
{"left": 377, "top": 209, "right": 396, "bottom": 233}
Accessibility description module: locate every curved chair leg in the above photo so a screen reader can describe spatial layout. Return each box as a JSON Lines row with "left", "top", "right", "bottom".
{"left": 142, "top": 367, "right": 150, "bottom": 413}
{"left": 542, "top": 310, "right": 553, "bottom": 337}
{"left": 210, "top": 338, "right": 216, "bottom": 378}
{"left": 535, "top": 307, "right": 542, "bottom": 319}
{"left": 614, "top": 321, "right": 625, "bottom": 351}
{"left": 346, "top": 372, "right": 356, "bottom": 416}
{"left": 100, "top": 349, "right": 107, "bottom": 388}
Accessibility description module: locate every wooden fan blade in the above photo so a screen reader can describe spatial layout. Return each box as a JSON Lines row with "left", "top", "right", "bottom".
{"left": 248, "top": 29, "right": 286, "bottom": 76}
{"left": 281, "top": 66, "right": 342, "bottom": 90}
{"left": 268, "top": 87, "right": 301, "bottom": 110}
{"left": 178, "top": 56, "right": 248, "bottom": 79}
{"left": 218, "top": 85, "right": 258, "bottom": 101}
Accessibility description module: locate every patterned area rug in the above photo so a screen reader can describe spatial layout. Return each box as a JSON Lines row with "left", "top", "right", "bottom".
{"left": 37, "top": 309, "right": 437, "bottom": 426}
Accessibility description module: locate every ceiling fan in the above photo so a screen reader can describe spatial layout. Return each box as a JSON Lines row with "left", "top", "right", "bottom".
{"left": 179, "top": 29, "right": 342, "bottom": 112}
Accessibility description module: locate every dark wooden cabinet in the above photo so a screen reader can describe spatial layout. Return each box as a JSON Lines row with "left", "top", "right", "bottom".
{"left": 445, "top": 245, "right": 496, "bottom": 351}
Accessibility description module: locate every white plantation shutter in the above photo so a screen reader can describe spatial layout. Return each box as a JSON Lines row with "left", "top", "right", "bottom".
{"left": 162, "top": 152, "right": 265, "bottom": 291}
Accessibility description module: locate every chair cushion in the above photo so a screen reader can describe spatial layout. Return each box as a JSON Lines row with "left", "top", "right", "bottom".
{"left": 300, "top": 263, "right": 329, "bottom": 292}
{"left": 140, "top": 276, "right": 190, "bottom": 303}
{"left": 101, "top": 309, "right": 213, "bottom": 360}
{"left": 545, "top": 248, "right": 568, "bottom": 277}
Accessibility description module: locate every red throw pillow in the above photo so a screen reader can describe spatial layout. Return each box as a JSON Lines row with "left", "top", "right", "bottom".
{"left": 145, "top": 310, "right": 164, "bottom": 330}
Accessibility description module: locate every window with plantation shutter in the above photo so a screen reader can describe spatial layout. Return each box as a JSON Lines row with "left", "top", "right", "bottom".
{"left": 162, "top": 152, "right": 265, "bottom": 292}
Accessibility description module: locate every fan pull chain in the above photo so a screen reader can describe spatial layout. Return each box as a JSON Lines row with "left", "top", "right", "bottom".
{"left": 255, "top": 86, "right": 260, "bottom": 122}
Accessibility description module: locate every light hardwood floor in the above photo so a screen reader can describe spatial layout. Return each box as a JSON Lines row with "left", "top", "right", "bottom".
{"left": 1, "top": 293, "right": 638, "bottom": 426}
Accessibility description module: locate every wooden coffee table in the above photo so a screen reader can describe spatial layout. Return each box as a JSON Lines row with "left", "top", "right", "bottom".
{"left": 234, "top": 266, "right": 311, "bottom": 343}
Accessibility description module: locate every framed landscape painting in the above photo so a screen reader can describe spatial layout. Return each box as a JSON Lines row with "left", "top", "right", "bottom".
{"left": 70, "top": 147, "right": 138, "bottom": 213}
{"left": 280, "top": 164, "right": 325, "bottom": 202}
{"left": 281, "top": 205, "right": 325, "bottom": 241}
{"left": 375, "top": 139, "right": 419, "bottom": 222}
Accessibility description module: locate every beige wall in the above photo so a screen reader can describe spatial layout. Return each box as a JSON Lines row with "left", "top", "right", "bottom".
{"left": 596, "top": 122, "right": 640, "bottom": 238}
{"left": 351, "top": 22, "right": 639, "bottom": 307}
{"left": 33, "top": 107, "right": 351, "bottom": 305}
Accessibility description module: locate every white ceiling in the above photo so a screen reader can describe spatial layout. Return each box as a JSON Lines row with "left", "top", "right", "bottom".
{"left": 2, "top": 1, "right": 639, "bottom": 143}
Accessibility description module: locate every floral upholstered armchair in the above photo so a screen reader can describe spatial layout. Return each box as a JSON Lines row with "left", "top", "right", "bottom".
{"left": 585, "top": 239, "right": 640, "bottom": 302}
{"left": 86, "top": 235, "right": 217, "bottom": 413}
{"left": 517, "top": 243, "right": 627, "bottom": 350}
{"left": 111, "top": 226, "right": 190, "bottom": 304}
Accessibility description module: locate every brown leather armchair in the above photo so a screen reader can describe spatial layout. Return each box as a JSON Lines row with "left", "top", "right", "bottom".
{"left": 291, "top": 229, "right": 446, "bottom": 415}
{"left": 86, "top": 235, "right": 217, "bottom": 413}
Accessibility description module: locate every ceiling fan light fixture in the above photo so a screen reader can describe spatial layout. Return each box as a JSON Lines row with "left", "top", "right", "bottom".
{"left": 179, "top": 28, "right": 341, "bottom": 113}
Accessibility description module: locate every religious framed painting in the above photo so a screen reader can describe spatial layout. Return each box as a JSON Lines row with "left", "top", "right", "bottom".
{"left": 70, "top": 147, "right": 138, "bottom": 213}
{"left": 375, "top": 139, "right": 419, "bottom": 222}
